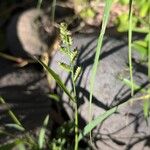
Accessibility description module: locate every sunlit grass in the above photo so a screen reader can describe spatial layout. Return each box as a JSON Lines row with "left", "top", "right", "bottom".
{"left": 128, "top": 0, "right": 134, "bottom": 96}
{"left": 0, "top": 0, "right": 149, "bottom": 149}
{"left": 88, "top": 0, "right": 113, "bottom": 142}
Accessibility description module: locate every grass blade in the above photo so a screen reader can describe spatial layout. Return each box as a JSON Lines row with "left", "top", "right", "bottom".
{"left": 38, "top": 115, "right": 49, "bottom": 149}
{"left": 121, "top": 78, "right": 146, "bottom": 93}
{"left": 0, "top": 97, "right": 24, "bottom": 128}
{"left": 89, "top": 0, "right": 113, "bottom": 137}
{"left": 78, "top": 107, "right": 117, "bottom": 141}
{"left": 148, "top": 0, "right": 150, "bottom": 79}
{"left": 48, "top": 94, "right": 60, "bottom": 102}
{"left": 145, "top": 0, "right": 150, "bottom": 118}
{"left": 79, "top": 90, "right": 150, "bottom": 142}
{"left": 128, "top": 0, "right": 134, "bottom": 96}
{"left": 143, "top": 99, "right": 150, "bottom": 118}
{"left": 5, "top": 124, "right": 25, "bottom": 132}
{"left": 36, "top": 59, "right": 74, "bottom": 101}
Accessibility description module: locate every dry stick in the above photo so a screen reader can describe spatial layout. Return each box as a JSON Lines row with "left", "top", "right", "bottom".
{"left": 0, "top": 51, "right": 23, "bottom": 63}
{"left": 0, "top": 51, "right": 35, "bottom": 66}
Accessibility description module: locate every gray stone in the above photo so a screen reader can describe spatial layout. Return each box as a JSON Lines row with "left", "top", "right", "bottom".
{"left": 50, "top": 33, "right": 150, "bottom": 149}
{"left": 6, "top": 8, "right": 57, "bottom": 59}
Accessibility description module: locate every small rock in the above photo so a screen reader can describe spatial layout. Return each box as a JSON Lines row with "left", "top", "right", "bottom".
{"left": 6, "top": 8, "right": 57, "bottom": 59}
{"left": 50, "top": 33, "right": 150, "bottom": 149}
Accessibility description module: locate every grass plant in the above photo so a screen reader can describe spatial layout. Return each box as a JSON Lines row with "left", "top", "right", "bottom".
{"left": 37, "top": 23, "right": 82, "bottom": 150}
{"left": 128, "top": 0, "right": 134, "bottom": 96}
{"left": 0, "top": 0, "right": 149, "bottom": 149}
{"left": 88, "top": 0, "right": 113, "bottom": 142}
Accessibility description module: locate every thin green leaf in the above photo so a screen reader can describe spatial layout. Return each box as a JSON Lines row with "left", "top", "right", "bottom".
{"left": 38, "top": 115, "right": 49, "bottom": 149}
{"left": 148, "top": 4, "right": 150, "bottom": 79}
{"left": 78, "top": 107, "right": 117, "bottom": 141}
{"left": 5, "top": 123, "right": 25, "bottom": 132}
{"left": 89, "top": 0, "right": 113, "bottom": 136}
{"left": 35, "top": 59, "right": 74, "bottom": 101}
{"left": 132, "top": 42, "right": 148, "bottom": 59}
{"left": 0, "top": 97, "right": 24, "bottom": 128}
{"left": 146, "top": 2, "right": 150, "bottom": 117}
{"left": 121, "top": 78, "right": 146, "bottom": 93}
{"left": 128, "top": 0, "right": 134, "bottom": 96}
{"left": 143, "top": 99, "right": 150, "bottom": 118}
{"left": 133, "top": 40, "right": 148, "bottom": 48}
{"left": 48, "top": 94, "right": 60, "bottom": 102}
{"left": 79, "top": 87, "right": 150, "bottom": 142}
{"left": 145, "top": 33, "right": 150, "bottom": 41}
{"left": 132, "top": 27, "right": 149, "bottom": 33}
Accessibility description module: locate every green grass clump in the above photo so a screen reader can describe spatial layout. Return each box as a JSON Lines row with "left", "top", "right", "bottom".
{"left": 38, "top": 22, "right": 82, "bottom": 150}
{"left": 0, "top": 0, "right": 150, "bottom": 149}
{"left": 88, "top": 0, "right": 113, "bottom": 142}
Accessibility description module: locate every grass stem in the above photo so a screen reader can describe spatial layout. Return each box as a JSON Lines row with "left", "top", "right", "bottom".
{"left": 71, "top": 69, "right": 78, "bottom": 150}
{"left": 148, "top": 0, "right": 150, "bottom": 80}
{"left": 0, "top": 97, "right": 24, "bottom": 128}
{"left": 128, "top": 0, "right": 134, "bottom": 96}
{"left": 89, "top": 0, "right": 113, "bottom": 142}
